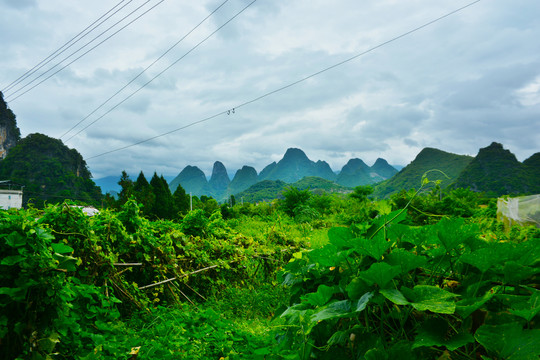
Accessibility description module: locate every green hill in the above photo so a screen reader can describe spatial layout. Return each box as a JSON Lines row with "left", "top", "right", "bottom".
{"left": 228, "top": 165, "right": 258, "bottom": 195}
{"left": 235, "top": 180, "right": 287, "bottom": 203}
{"left": 453, "top": 142, "right": 540, "bottom": 196}
{"left": 169, "top": 165, "right": 210, "bottom": 197}
{"left": 234, "top": 176, "right": 351, "bottom": 203}
{"left": 258, "top": 148, "right": 336, "bottom": 183}
{"left": 373, "top": 147, "right": 473, "bottom": 198}
{"left": 336, "top": 159, "right": 371, "bottom": 187}
{"left": 293, "top": 176, "right": 350, "bottom": 193}
{"left": 0, "top": 133, "right": 102, "bottom": 207}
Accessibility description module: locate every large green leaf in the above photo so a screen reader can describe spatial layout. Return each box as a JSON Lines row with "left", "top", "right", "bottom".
{"left": 456, "top": 286, "right": 499, "bottom": 318}
{"left": 311, "top": 300, "right": 351, "bottom": 322}
{"left": 310, "top": 292, "right": 373, "bottom": 323}
{"left": 384, "top": 248, "right": 427, "bottom": 274}
{"left": 502, "top": 262, "right": 539, "bottom": 284}
{"left": 380, "top": 289, "right": 409, "bottom": 306}
{"left": 459, "top": 247, "right": 498, "bottom": 273}
{"left": 301, "top": 285, "right": 337, "bottom": 307}
{"left": 434, "top": 218, "right": 470, "bottom": 251}
{"left": 358, "top": 263, "right": 400, "bottom": 288}
{"left": 413, "top": 318, "right": 473, "bottom": 350}
{"left": 355, "top": 292, "right": 373, "bottom": 312}
{"left": 355, "top": 232, "right": 392, "bottom": 260}
{"left": 475, "top": 322, "right": 540, "bottom": 360}
{"left": 0, "top": 255, "right": 24, "bottom": 266}
{"left": 508, "top": 290, "right": 540, "bottom": 322}
{"left": 51, "top": 242, "right": 74, "bottom": 254}
{"left": 328, "top": 227, "right": 354, "bottom": 248}
{"left": 5, "top": 232, "right": 26, "bottom": 248}
{"left": 401, "top": 285, "right": 457, "bottom": 314}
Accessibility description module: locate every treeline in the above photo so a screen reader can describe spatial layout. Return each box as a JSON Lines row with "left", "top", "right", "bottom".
{"left": 108, "top": 170, "right": 227, "bottom": 220}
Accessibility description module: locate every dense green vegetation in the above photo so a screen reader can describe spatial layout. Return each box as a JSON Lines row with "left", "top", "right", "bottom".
{"left": 454, "top": 142, "right": 540, "bottom": 196}
{"left": 1, "top": 177, "right": 539, "bottom": 359}
{"left": 0, "top": 133, "right": 102, "bottom": 208}
{"left": 373, "top": 148, "right": 473, "bottom": 198}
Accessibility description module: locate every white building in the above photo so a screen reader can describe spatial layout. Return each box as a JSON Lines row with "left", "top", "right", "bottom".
{"left": 0, "top": 189, "right": 23, "bottom": 210}
{"left": 0, "top": 181, "right": 23, "bottom": 210}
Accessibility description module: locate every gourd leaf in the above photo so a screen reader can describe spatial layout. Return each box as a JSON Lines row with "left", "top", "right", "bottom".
{"left": 509, "top": 290, "right": 540, "bottom": 322}
{"left": 402, "top": 285, "right": 457, "bottom": 314}
{"left": 475, "top": 322, "right": 540, "bottom": 360}
{"left": 502, "top": 262, "right": 539, "bottom": 284}
{"left": 328, "top": 227, "right": 354, "bottom": 248}
{"left": 456, "top": 286, "right": 499, "bottom": 318}
{"left": 0, "top": 255, "right": 24, "bottom": 266}
{"left": 311, "top": 300, "right": 351, "bottom": 322}
{"left": 434, "top": 218, "right": 468, "bottom": 251}
{"left": 51, "top": 242, "right": 74, "bottom": 254}
{"left": 380, "top": 289, "right": 409, "bottom": 306}
{"left": 385, "top": 248, "right": 427, "bottom": 274}
{"left": 413, "top": 318, "right": 473, "bottom": 350}
{"left": 5, "top": 232, "right": 26, "bottom": 248}
{"left": 302, "top": 285, "right": 337, "bottom": 307}
{"left": 358, "top": 263, "right": 400, "bottom": 288}
{"left": 311, "top": 292, "right": 373, "bottom": 323}
{"left": 355, "top": 292, "right": 373, "bottom": 312}
{"left": 459, "top": 247, "right": 502, "bottom": 273}
{"left": 356, "top": 232, "right": 392, "bottom": 260}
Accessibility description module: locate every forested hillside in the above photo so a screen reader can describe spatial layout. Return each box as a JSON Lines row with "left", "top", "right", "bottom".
{"left": 373, "top": 147, "right": 473, "bottom": 198}
{"left": 0, "top": 133, "right": 101, "bottom": 207}
{"left": 454, "top": 142, "right": 540, "bottom": 196}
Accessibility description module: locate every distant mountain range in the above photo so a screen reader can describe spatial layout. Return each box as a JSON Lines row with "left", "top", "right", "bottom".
{"left": 93, "top": 143, "right": 540, "bottom": 201}
{"left": 165, "top": 148, "right": 398, "bottom": 200}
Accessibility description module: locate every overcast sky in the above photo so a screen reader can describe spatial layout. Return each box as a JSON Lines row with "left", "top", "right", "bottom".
{"left": 1, "top": 0, "right": 539, "bottom": 179}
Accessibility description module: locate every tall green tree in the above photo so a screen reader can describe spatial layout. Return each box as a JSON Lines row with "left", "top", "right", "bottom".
{"left": 118, "top": 171, "right": 133, "bottom": 206}
{"left": 350, "top": 185, "right": 374, "bottom": 202}
{"left": 134, "top": 171, "right": 154, "bottom": 214}
{"left": 280, "top": 186, "right": 311, "bottom": 217}
{"left": 150, "top": 173, "right": 174, "bottom": 219}
{"left": 173, "top": 182, "right": 190, "bottom": 216}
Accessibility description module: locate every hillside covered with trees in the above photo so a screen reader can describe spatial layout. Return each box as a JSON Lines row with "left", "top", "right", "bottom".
{"left": 0, "top": 133, "right": 102, "bottom": 207}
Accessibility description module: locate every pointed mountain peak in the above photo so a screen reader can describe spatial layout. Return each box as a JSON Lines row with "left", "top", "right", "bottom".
{"left": 373, "top": 158, "right": 390, "bottom": 166}
{"left": 210, "top": 161, "right": 228, "bottom": 180}
{"left": 282, "top": 148, "right": 309, "bottom": 161}
{"left": 209, "top": 161, "right": 230, "bottom": 199}
{"left": 343, "top": 158, "right": 369, "bottom": 171}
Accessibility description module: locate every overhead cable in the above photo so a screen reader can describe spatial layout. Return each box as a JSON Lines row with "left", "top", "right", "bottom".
{"left": 86, "top": 0, "right": 482, "bottom": 160}
{"left": 6, "top": 0, "right": 166, "bottom": 102}
{"left": 65, "top": 0, "right": 256, "bottom": 143}
{"left": 1, "top": 0, "right": 133, "bottom": 93}
{"left": 60, "top": 0, "right": 231, "bottom": 140}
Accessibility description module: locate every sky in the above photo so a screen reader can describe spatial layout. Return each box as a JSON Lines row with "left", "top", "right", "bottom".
{"left": 1, "top": 0, "right": 539, "bottom": 180}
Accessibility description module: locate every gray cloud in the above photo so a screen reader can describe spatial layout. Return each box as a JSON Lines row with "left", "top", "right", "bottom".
{"left": 1, "top": 0, "right": 539, "bottom": 179}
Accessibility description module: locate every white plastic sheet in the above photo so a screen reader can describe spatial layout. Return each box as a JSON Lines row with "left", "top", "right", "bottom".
{"left": 497, "top": 194, "right": 540, "bottom": 228}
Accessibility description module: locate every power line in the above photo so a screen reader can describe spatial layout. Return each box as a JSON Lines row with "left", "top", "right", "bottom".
{"left": 1, "top": 0, "right": 133, "bottom": 93}
{"left": 5, "top": 0, "right": 165, "bottom": 102}
{"left": 5, "top": 0, "right": 157, "bottom": 100}
{"left": 86, "top": 0, "right": 482, "bottom": 160}
{"left": 65, "top": 0, "right": 257, "bottom": 143}
{"left": 59, "top": 0, "right": 231, "bottom": 140}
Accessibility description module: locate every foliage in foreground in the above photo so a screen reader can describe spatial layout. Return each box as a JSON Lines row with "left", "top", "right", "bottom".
{"left": 0, "top": 200, "right": 299, "bottom": 359}
{"left": 1, "top": 185, "right": 539, "bottom": 359}
{"left": 274, "top": 210, "right": 540, "bottom": 359}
